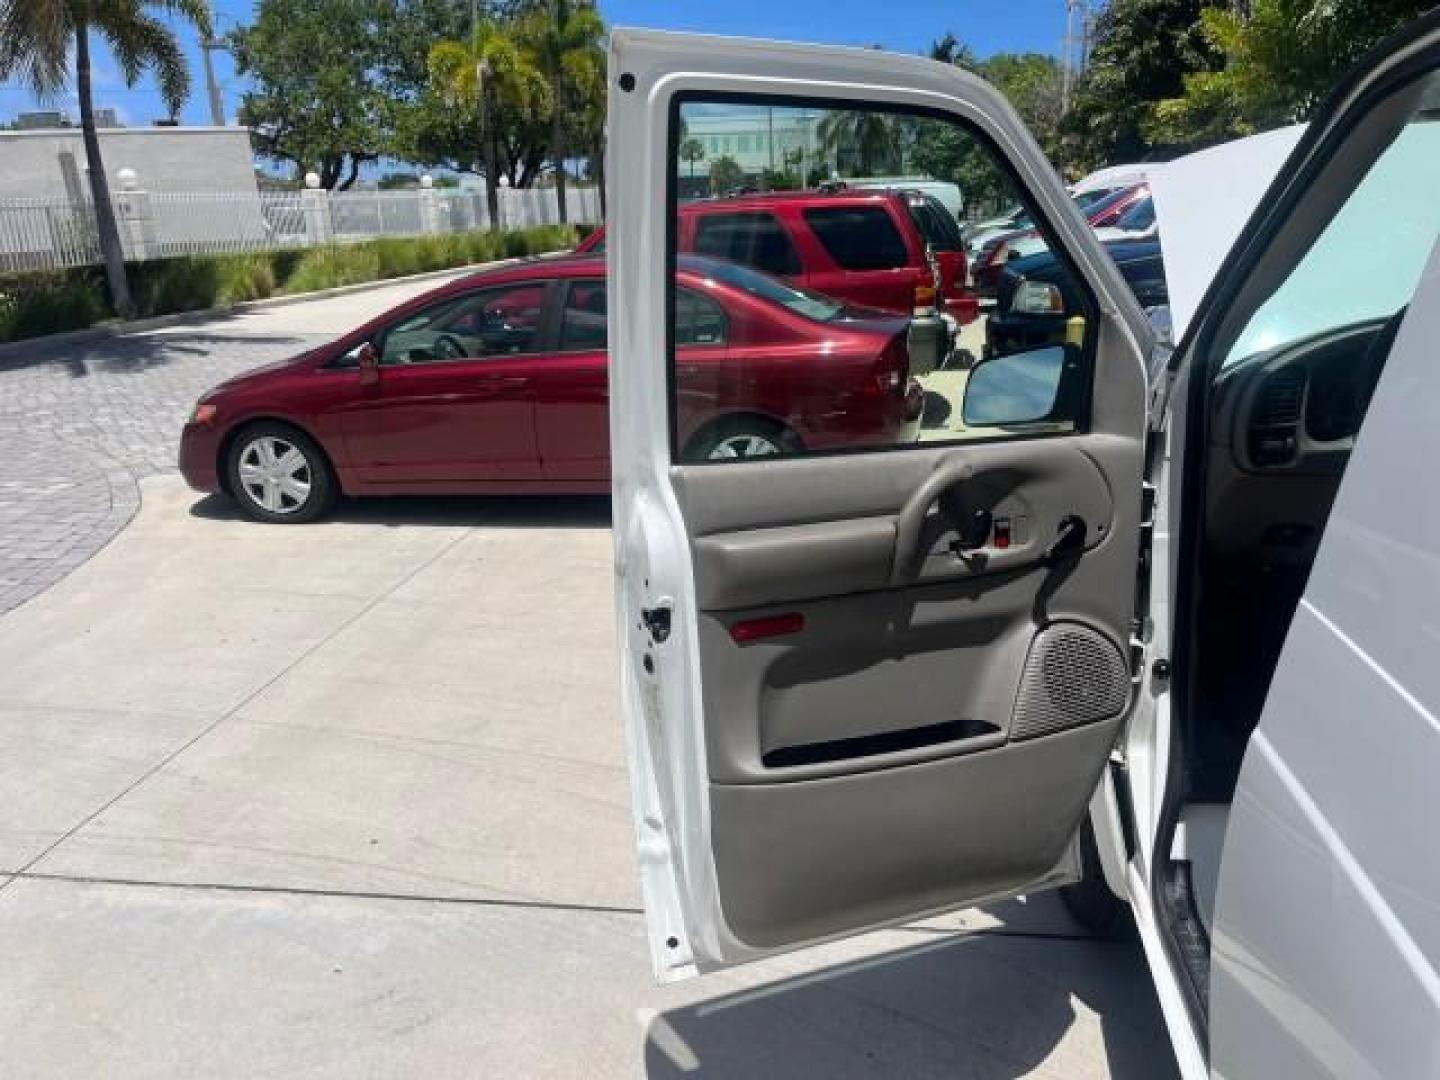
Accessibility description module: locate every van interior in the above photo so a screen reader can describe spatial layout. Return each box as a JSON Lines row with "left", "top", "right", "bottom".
{"left": 1154, "top": 65, "right": 1440, "bottom": 1020}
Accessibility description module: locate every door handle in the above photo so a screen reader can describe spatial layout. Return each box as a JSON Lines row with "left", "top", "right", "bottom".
{"left": 476, "top": 376, "right": 529, "bottom": 389}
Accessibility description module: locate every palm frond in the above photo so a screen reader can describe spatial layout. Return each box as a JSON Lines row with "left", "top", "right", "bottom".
{"left": 0, "top": 0, "right": 72, "bottom": 97}
{"left": 96, "top": 8, "right": 192, "bottom": 115}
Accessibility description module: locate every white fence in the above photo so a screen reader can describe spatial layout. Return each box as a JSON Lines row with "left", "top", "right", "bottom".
{"left": 0, "top": 185, "right": 603, "bottom": 272}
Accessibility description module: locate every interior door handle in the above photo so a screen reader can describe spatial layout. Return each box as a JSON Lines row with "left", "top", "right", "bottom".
{"left": 890, "top": 459, "right": 976, "bottom": 586}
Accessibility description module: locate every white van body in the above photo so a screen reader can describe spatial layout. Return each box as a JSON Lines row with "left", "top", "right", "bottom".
{"left": 850, "top": 176, "right": 964, "bottom": 220}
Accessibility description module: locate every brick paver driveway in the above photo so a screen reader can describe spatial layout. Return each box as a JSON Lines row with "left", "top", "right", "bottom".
{"left": 0, "top": 274, "right": 471, "bottom": 613}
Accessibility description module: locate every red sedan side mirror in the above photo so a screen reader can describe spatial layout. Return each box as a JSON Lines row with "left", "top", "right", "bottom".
{"left": 357, "top": 342, "right": 379, "bottom": 386}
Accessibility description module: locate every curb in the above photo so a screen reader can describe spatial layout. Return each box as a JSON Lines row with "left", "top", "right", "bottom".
{"left": 0, "top": 257, "right": 547, "bottom": 361}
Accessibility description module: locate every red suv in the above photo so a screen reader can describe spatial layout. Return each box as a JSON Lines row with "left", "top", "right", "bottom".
{"left": 179, "top": 254, "right": 925, "bottom": 522}
{"left": 575, "top": 187, "right": 978, "bottom": 324}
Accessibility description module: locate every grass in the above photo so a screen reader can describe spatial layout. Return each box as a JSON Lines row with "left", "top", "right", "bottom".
{"left": 0, "top": 223, "right": 580, "bottom": 344}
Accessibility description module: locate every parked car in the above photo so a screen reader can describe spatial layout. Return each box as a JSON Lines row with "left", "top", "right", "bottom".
{"left": 1002, "top": 192, "right": 1159, "bottom": 264}
{"left": 972, "top": 182, "right": 1151, "bottom": 295}
{"left": 179, "top": 253, "right": 925, "bottom": 522}
{"left": 605, "top": 14, "right": 1440, "bottom": 1080}
{"left": 986, "top": 237, "right": 1167, "bottom": 358}
{"left": 564, "top": 186, "right": 979, "bottom": 324}
{"left": 849, "top": 177, "right": 964, "bottom": 220}
{"left": 1069, "top": 162, "right": 1153, "bottom": 202}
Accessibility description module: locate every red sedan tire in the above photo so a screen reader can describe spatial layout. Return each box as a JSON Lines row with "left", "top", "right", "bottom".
{"left": 226, "top": 421, "right": 338, "bottom": 524}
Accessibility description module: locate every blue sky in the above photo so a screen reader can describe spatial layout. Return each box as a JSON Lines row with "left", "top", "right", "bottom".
{"left": 0, "top": 0, "right": 1069, "bottom": 127}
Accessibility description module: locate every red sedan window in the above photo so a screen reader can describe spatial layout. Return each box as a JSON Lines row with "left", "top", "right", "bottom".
{"left": 381, "top": 283, "right": 546, "bottom": 365}
{"left": 560, "top": 281, "right": 609, "bottom": 351}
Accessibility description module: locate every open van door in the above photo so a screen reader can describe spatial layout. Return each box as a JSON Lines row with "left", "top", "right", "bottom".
{"left": 607, "top": 29, "right": 1154, "bottom": 980}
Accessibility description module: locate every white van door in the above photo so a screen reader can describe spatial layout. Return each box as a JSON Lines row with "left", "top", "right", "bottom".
{"left": 606, "top": 28, "right": 1154, "bottom": 980}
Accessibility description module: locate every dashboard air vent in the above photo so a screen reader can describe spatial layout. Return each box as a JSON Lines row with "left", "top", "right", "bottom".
{"left": 1249, "top": 367, "right": 1306, "bottom": 467}
{"left": 1255, "top": 368, "right": 1306, "bottom": 427}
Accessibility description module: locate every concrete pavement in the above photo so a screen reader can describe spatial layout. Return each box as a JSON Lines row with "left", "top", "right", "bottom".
{"left": 0, "top": 283, "right": 1179, "bottom": 1077}
{"left": 0, "top": 476, "right": 1179, "bottom": 1078}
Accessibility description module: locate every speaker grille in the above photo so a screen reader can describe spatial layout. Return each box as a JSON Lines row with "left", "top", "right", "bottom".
{"left": 1011, "top": 622, "right": 1129, "bottom": 741}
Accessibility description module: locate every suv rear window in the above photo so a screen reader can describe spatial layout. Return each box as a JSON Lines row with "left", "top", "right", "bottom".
{"left": 905, "top": 195, "right": 965, "bottom": 252}
{"left": 692, "top": 212, "right": 801, "bottom": 276}
{"left": 803, "top": 206, "right": 909, "bottom": 270}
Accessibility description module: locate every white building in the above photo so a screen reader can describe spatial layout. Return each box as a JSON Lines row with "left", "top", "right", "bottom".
{"left": 680, "top": 108, "right": 827, "bottom": 179}
{"left": 0, "top": 125, "right": 257, "bottom": 201}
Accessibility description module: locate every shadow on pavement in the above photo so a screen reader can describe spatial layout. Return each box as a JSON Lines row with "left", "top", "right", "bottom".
{"left": 189, "top": 491, "right": 612, "bottom": 529}
{"left": 643, "top": 903, "right": 1179, "bottom": 1079}
{"left": 0, "top": 328, "right": 316, "bottom": 377}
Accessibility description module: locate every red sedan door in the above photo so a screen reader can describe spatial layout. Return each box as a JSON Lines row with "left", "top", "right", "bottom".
{"left": 340, "top": 281, "right": 552, "bottom": 484}
{"left": 531, "top": 278, "right": 612, "bottom": 483}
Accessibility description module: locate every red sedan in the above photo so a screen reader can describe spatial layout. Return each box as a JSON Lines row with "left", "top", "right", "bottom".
{"left": 179, "top": 254, "right": 924, "bottom": 522}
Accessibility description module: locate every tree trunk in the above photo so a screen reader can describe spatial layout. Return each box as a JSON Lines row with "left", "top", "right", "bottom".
{"left": 551, "top": 83, "right": 568, "bottom": 224}
{"left": 337, "top": 157, "right": 361, "bottom": 191}
{"left": 481, "top": 85, "right": 502, "bottom": 231}
{"left": 75, "top": 24, "right": 132, "bottom": 317}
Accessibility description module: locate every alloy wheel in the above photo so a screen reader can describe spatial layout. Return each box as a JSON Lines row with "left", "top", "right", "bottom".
{"left": 708, "top": 433, "right": 782, "bottom": 459}
{"left": 236, "top": 435, "right": 313, "bottom": 515}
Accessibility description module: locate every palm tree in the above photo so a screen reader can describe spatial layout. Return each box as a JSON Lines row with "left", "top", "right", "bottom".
{"left": 517, "top": 0, "right": 604, "bottom": 224}
{"left": 817, "top": 109, "right": 902, "bottom": 176}
{"left": 429, "top": 21, "right": 546, "bottom": 232}
{"left": 0, "top": 0, "right": 210, "bottom": 316}
{"left": 679, "top": 137, "right": 706, "bottom": 180}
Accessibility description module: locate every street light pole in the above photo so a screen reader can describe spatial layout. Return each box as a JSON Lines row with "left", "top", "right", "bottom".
{"left": 201, "top": 2, "right": 226, "bottom": 125}
{"left": 1061, "top": 0, "right": 1078, "bottom": 114}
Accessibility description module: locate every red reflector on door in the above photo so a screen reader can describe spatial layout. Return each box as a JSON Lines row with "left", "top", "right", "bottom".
{"left": 729, "top": 613, "right": 805, "bottom": 643}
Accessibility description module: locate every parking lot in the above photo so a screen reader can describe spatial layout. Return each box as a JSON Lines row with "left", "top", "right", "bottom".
{"left": 0, "top": 281, "right": 1178, "bottom": 1077}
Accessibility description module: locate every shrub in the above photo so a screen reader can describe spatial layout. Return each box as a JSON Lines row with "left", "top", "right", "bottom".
{"left": 282, "top": 244, "right": 383, "bottom": 294}
{"left": 132, "top": 256, "right": 221, "bottom": 317}
{"left": 215, "top": 254, "right": 278, "bottom": 304}
{"left": 0, "top": 224, "right": 579, "bottom": 343}
{"left": 371, "top": 237, "right": 423, "bottom": 278}
{"left": 0, "top": 270, "right": 108, "bottom": 342}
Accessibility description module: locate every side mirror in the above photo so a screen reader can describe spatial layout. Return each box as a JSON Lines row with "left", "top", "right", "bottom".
{"left": 357, "top": 342, "right": 379, "bottom": 385}
{"left": 962, "top": 344, "right": 1073, "bottom": 428}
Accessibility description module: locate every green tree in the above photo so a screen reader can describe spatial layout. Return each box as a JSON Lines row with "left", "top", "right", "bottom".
{"left": 1060, "top": 0, "right": 1218, "bottom": 168}
{"left": 230, "top": 0, "right": 390, "bottom": 189}
{"left": 1147, "top": 0, "right": 1432, "bottom": 145}
{"left": 516, "top": 0, "right": 604, "bottom": 223}
{"left": 910, "top": 46, "right": 1065, "bottom": 211}
{"left": 0, "top": 0, "right": 211, "bottom": 316}
{"left": 708, "top": 155, "right": 745, "bottom": 194}
{"left": 817, "top": 110, "right": 903, "bottom": 175}
{"left": 679, "top": 137, "right": 706, "bottom": 179}
{"left": 428, "top": 20, "right": 546, "bottom": 230}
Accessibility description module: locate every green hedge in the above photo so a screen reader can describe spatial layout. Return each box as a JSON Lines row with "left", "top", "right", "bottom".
{"left": 0, "top": 223, "right": 580, "bottom": 345}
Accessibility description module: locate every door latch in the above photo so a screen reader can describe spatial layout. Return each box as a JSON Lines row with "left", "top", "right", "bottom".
{"left": 641, "top": 603, "right": 672, "bottom": 643}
